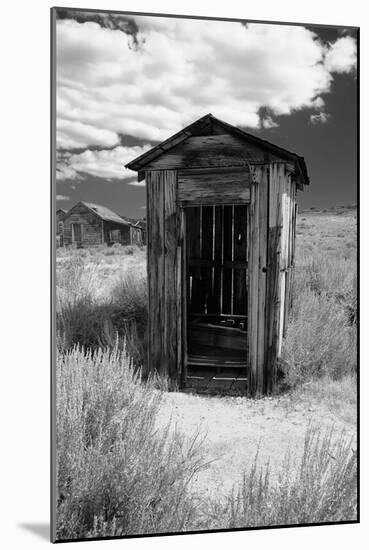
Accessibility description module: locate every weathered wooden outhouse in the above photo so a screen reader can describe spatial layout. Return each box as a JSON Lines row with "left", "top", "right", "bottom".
{"left": 126, "top": 114, "right": 309, "bottom": 395}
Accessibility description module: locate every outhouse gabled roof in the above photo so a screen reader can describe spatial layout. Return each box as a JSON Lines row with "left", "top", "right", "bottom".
{"left": 125, "top": 113, "right": 309, "bottom": 187}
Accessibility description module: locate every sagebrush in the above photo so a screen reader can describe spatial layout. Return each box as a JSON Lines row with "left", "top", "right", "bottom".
{"left": 56, "top": 346, "right": 208, "bottom": 539}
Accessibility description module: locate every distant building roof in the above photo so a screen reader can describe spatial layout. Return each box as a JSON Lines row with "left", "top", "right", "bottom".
{"left": 119, "top": 215, "right": 137, "bottom": 225}
{"left": 81, "top": 202, "right": 130, "bottom": 226}
{"left": 134, "top": 219, "right": 147, "bottom": 228}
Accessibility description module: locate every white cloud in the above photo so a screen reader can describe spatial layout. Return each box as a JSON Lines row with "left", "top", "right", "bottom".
{"left": 324, "top": 36, "right": 357, "bottom": 74}
{"left": 55, "top": 17, "right": 357, "bottom": 182}
{"left": 57, "top": 144, "right": 151, "bottom": 182}
{"left": 310, "top": 112, "right": 331, "bottom": 124}
{"left": 56, "top": 194, "right": 70, "bottom": 200}
{"left": 57, "top": 118, "right": 120, "bottom": 149}
{"left": 262, "top": 116, "right": 279, "bottom": 129}
{"left": 312, "top": 96, "right": 325, "bottom": 109}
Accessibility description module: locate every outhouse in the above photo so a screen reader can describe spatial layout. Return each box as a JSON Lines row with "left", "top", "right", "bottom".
{"left": 126, "top": 114, "right": 309, "bottom": 395}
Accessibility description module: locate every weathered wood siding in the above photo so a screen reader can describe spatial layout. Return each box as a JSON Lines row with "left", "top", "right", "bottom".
{"left": 268, "top": 164, "right": 296, "bottom": 392}
{"left": 130, "top": 226, "right": 143, "bottom": 245}
{"left": 264, "top": 163, "right": 285, "bottom": 393}
{"left": 63, "top": 203, "right": 103, "bottom": 246}
{"left": 248, "top": 166, "right": 268, "bottom": 395}
{"left": 103, "top": 223, "right": 132, "bottom": 245}
{"left": 144, "top": 134, "right": 282, "bottom": 171}
{"left": 177, "top": 209, "right": 186, "bottom": 386}
{"left": 145, "top": 162, "right": 297, "bottom": 394}
{"left": 146, "top": 169, "right": 179, "bottom": 382}
{"left": 248, "top": 163, "right": 297, "bottom": 395}
{"left": 178, "top": 168, "right": 251, "bottom": 206}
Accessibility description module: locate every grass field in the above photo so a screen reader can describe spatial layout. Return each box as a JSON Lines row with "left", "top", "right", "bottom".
{"left": 55, "top": 206, "right": 357, "bottom": 540}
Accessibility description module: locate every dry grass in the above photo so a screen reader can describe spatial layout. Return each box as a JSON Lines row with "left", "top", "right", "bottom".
{"left": 56, "top": 246, "right": 148, "bottom": 368}
{"left": 56, "top": 347, "right": 357, "bottom": 539}
{"left": 55, "top": 209, "right": 357, "bottom": 537}
{"left": 289, "top": 375, "right": 357, "bottom": 425}
{"left": 281, "top": 209, "right": 357, "bottom": 386}
{"left": 209, "top": 426, "right": 357, "bottom": 529}
{"left": 56, "top": 346, "right": 208, "bottom": 540}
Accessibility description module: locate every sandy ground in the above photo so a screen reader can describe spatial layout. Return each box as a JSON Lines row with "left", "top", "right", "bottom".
{"left": 155, "top": 390, "right": 356, "bottom": 501}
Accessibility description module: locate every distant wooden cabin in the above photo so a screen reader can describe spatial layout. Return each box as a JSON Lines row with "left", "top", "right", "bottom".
{"left": 126, "top": 113, "right": 309, "bottom": 395}
{"left": 56, "top": 208, "right": 66, "bottom": 246}
{"left": 62, "top": 201, "right": 142, "bottom": 247}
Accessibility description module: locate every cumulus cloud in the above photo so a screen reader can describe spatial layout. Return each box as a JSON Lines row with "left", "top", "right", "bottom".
{"left": 56, "top": 194, "right": 70, "bottom": 200}
{"left": 324, "top": 36, "right": 357, "bottom": 74}
{"left": 55, "top": 16, "right": 357, "bottom": 180}
{"left": 57, "top": 119, "right": 120, "bottom": 149}
{"left": 310, "top": 112, "right": 331, "bottom": 124}
{"left": 57, "top": 144, "right": 151, "bottom": 183}
{"left": 262, "top": 116, "right": 279, "bottom": 129}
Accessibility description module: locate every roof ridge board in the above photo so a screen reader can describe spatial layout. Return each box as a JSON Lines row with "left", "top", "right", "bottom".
{"left": 79, "top": 201, "right": 131, "bottom": 224}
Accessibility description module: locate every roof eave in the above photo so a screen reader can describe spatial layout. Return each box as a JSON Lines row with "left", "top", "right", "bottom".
{"left": 125, "top": 113, "right": 309, "bottom": 187}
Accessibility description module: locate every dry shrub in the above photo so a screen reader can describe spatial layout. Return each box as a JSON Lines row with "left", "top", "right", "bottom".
{"left": 282, "top": 287, "right": 356, "bottom": 385}
{"left": 56, "top": 346, "right": 207, "bottom": 540}
{"left": 211, "top": 427, "right": 357, "bottom": 529}
{"left": 282, "top": 244, "right": 357, "bottom": 386}
{"left": 56, "top": 253, "right": 148, "bottom": 367}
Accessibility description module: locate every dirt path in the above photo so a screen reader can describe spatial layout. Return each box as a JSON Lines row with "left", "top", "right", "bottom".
{"left": 155, "top": 390, "right": 356, "bottom": 500}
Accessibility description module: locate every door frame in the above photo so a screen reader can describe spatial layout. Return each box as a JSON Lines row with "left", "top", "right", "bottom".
{"left": 178, "top": 201, "right": 250, "bottom": 387}
{"left": 72, "top": 222, "right": 83, "bottom": 244}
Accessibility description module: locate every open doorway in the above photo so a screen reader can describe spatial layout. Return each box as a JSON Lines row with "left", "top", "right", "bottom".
{"left": 185, "top": 204, "right": 249, "bottom": 371}
{"left": 72, "top": 222, "right": 83, "bottom": 245}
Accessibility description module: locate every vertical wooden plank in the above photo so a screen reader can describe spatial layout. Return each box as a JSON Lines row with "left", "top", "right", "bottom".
{"left": 186, "top": 207, "right": 202, "bottom": 313}
{"left": 278, "top": 271, "right": 286, "bottom": 355}
{"left": 284, "top": 175, "right": 294, "bottom": 333}
{"left": 233, "top": 205, "right": 247, "bottom": 315}
{"left": 164, "top": 171, "right": 178, "bottom": 382}
{"left": 289, "top": 190, "right": 297, "bottom": 311}
{"left": 248, "top": 169, "right": 260, "bottom": 395}
{"left": 222, "top": 205, "right": 233, "bottom": 314}
{"left": 146, "top": 169, "right": 178, "bottom": 383}
{"left": 264, "top": 163, "right": 283, "bottom": 393}
{"left": 201, "top": 205, "right": 214, "bottom": 313}
{"left": 146, "top": 170, "right": 163, "bottom": 375}
{"left": 257, "top": 165, "right": 268, "bottom": 394}
{"left": 177, "top": 208, "right": 186, "bottom": 387}
{"left": 208, "top": 205, "right": 222, "bottom": 313}
{"left": 146, "top": 171, "right": 152, "bottom": 373}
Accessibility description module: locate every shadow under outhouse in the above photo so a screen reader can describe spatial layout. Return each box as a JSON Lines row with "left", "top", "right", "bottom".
{"left": 126, "top": 114, "right": 309, "bottom": 395}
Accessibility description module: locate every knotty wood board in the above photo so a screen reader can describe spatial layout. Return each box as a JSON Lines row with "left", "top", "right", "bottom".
{"left": 178, "top": 168, "right": 251, "bottom": 206}
{"left": 145, "top": 134, "right": 275, "bottom": 170}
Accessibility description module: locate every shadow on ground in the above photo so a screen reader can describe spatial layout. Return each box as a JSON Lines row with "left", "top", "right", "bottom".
{"left": 18, "top": 523, "right": 49, "bottom": 541}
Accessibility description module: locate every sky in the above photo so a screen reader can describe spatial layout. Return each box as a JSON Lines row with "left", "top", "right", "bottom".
{"left": 55, "top": 9, "right": 358, "bottom": 219}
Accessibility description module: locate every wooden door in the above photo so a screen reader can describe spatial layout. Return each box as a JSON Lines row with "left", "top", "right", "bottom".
{"left": 72, "top": 223, "right": 82, "bottom": 243}
{"left": 185, "top": 204, "right": 248, "bottom": 317}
